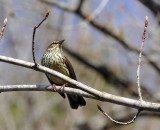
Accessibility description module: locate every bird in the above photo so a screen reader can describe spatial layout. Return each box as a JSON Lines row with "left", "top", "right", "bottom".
{"left": 41, "top": 40, "right": 86, "bottom": 109}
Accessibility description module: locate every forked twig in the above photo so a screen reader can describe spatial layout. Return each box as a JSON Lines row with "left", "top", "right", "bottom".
{"left": 32, "top": 10, "right": 50, "bottom": 66}
{"left": 0, "top": 18, "right": 7, "bottom": 41}
{"left": 97, "top": 105, "right": 142, "bottom": 125}
{"left": 137, "top": 16, "right": 148, "bottom": 101}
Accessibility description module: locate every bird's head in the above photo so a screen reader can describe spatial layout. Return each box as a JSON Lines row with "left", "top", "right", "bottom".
{"left": 47, "top": 40, "right": 65, "bottom": 51}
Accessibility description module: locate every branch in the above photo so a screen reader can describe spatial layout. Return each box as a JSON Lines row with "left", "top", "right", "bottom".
{"left": 99, "top": 111, "right": 160, "bottom": 130}
{"left": 64, "top": 46, "right": 160, "bottom": 101}
{"left": 0, "top": 55, "right": 160, "bottom": 112}
{"left": 40, "top": 0, "right": 160, "bottom": 75}
{"left": 137, "top": 16, "right": 148, "bottom": 101}
{"left": 0, "top": 18, "right": 7, "bottom": 41}
{"left": 0, "top": 85, "right": 95, "bottom": 99}
{"left": 32, "top": 10, "right": 50, "bottom": 66}
{"left": 97, "top": 105, "right": 142, "bottom": 125}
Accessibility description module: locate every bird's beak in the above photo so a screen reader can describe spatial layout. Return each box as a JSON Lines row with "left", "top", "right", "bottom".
{"left": 59, "top": 40, "right": 65, "bottom": 45}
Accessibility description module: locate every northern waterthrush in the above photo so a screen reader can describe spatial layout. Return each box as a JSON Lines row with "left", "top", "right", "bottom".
{"left": 41, "top": 40, "right": 86, "bottom": 109}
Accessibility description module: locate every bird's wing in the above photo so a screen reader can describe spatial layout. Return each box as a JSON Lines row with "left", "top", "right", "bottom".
{"left": 64, "top": 56, "right": 77, "bottom": 80}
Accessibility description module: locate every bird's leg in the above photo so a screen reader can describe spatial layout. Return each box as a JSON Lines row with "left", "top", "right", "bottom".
{"left": 52, "top": 84, "right": 57, "bottom": 92}
{"left": 59, "top": 83, "right": 68, "bottom": 93}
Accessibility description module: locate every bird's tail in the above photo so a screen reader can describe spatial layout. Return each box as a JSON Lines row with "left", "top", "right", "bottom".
{"left": 67, "top": 94, "right": 86, "bottom": 109}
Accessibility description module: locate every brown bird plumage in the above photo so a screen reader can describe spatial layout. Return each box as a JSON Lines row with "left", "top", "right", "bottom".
{"left": 41, "top": 40, "right": 86, "bottom": 109}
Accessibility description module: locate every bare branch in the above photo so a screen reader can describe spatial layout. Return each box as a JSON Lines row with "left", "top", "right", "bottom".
{"left": 0, "top": 85, "right": 95, "bottom": 99}
{"left": 0, "top": 55, "right": 160, "bottom": 112}
{"left": 97, "top": 105, "right": 142, "bottom": 125}
{"left": 137, "top": 16, "right": 148, "bottom": 101}
{"left": 0, "top": 18, "right": 7, "bottom": 41}
{"left": 32, "top": 10, "right": 50, "bottom": 66}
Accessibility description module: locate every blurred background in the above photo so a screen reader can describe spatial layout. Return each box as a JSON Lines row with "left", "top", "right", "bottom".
{"left": 0, "top": 0, "right": 160, "bottom": 130}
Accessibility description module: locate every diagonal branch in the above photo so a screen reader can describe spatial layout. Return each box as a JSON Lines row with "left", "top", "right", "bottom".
{"left": 0, "top": 55, "right": 160, "bottom": 112}
{"left": 64, "top": 46, "right": 160, "bottom": 101}
{"left": 0, "top": 18, "right": 7, "bottom": 41}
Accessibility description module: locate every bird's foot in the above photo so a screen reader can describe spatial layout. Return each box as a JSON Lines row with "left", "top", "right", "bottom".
{"left": 59, "top": 83, "right": 68, "bottom": 93}
{"left": 52, "top": 84, "right": 57, "bottom": 92}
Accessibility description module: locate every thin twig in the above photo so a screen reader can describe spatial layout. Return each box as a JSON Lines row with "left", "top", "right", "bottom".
{"left": 32, "top": 10, "right": 50, "bottom": 66}
{"left": 100, "top": 112, "right": 160, "bottom": 130}
{"left": 97, "top": 105, "right": 142, "bottom": 125}
{"left": 137, "top": 16, "right": 148, "bottom": 101}
{"left": 0, "top": 18, "right": 7, "bottom": 41}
